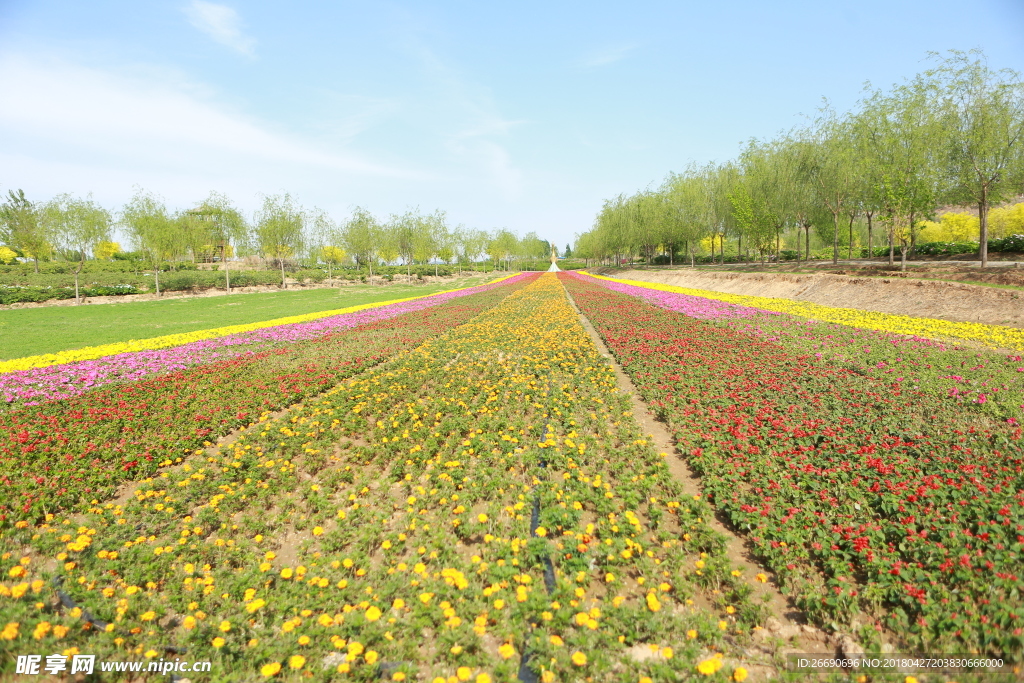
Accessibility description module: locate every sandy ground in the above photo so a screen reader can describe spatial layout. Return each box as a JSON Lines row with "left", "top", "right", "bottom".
{"left": 603, "top": 268, "right": 1024, "bottom": 329}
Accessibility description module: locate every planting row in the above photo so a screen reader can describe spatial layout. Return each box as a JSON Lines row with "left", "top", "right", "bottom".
{"left": 0, "top": 277, "right": 531, "bottom": 523}
{"left": 562, "top": 272, "right": 1024, "bottom": 660}
{"left": 1, "top": 274, "right": 762, "bottom": 681}
{"left": 584, "top": 272, "right": 1024, "bottom": 353}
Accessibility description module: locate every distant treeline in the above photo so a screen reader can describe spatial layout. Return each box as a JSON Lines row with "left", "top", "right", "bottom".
{"left": 0, "top": 190, "right": 566, "bottom": 299}
{"left": 576, "top": 50, "right": 1024, "bottom": 270}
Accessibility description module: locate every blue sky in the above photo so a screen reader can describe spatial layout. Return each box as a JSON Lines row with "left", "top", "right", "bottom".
{"left": 1, "top": 0, "right": 1022, "bottom": 248}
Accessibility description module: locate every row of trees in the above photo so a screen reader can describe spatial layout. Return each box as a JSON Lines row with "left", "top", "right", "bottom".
{"left": 0, "top": 189, "right": 556, "bottom": 297}
{"left": 577, "top": 50, "right": 1024, "bottom": 270}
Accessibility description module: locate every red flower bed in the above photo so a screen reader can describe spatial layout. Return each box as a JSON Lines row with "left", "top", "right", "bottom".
{"left": 562, "top": 273, "right": 1024, "bottom": 657}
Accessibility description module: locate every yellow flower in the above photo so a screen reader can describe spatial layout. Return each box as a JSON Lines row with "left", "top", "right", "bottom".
{"left": 280, "top": 568, "right": 293, "bottom": 579}
{"left": 571, "top": 651, "right": 587, "bottom": 667}
{"left": 457, "top": 667, "right": 472, "bottom": 681}
{"left": 365, "top": 651, "right": 379, "bottom": 665}
{"left": 219, "top": 620, "right": 231, "bottom": 632}
{"left": 498, "top": 643, "right": 515, "bottom": 659}
{"left": 393, "top": 599, "right": 405, "bottom": 609}
{"left": 475, "top": 675, "right": 491, "bottom": 683}
{"left": 697, "top": 658, "right": 723, "bottom": 675}
{"left": 261, "top": 662, "right": 281, "bottom": 677}
{"left": 366, "top": 606, "right": 382, "bottom": 622}
{"left": 733, "top": 667, "right": 749, "bottom": 682}
{"left": 645, "top": 593, "right": 661, "bottom": 612}
{"left": 718, "top": 620, "right": 728, "bottom": 630}
{"left": 140, "top": 611, "right": 156, "bottom": 621}
{"left": 289, "top": 655, "right": 305, "bottom": 670}
{"left": 904, "top": 678, "right": 918, "bottom": 683}
{"left": 550, "top": 635, "right": 564, "bottom": 646}
{"left": 212, "top": 637, "right": 225, "bottom": 648}
{"left": 312, "top": 527, "right": 324, "bottom": 536}
{"left": 32, "top": 622, "right": 51, "bottom": 640}
{"left": 535, "top": 527, "right": 547, "bottom": 537}
{"left": 755, "top": 573, "right": 768, "bottom": 583}
{"left": 144, "top": 650, "right": 159, "bottom": 658}
{"left": 661, "top": 647, "right": 673, "bottom": 659}
{"left": 686, "top": 629, "right": 698, "bottom": 640}
{"left": 478, "top": 514, "right": 488, "bottom": 523}
{"left": 298, "top": 636, "right": 310, "bottom": 646}
{"left": 246, "top": 599, "right": 266, "bottom": 613}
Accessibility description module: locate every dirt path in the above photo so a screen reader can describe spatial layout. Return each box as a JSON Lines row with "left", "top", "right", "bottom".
{"left": 605, "top": 268, "right": 1024, "bottom": 329}
{"left": 560, "top": 285, "right": 849, "bottom": 676}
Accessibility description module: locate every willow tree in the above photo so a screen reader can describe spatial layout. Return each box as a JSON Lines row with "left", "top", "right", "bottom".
{"left": 44, "top": 194, "right": 112, "bottom": 303}
{"left": 184, "top": 192, "right": 249, "bottom": 292}
{"left": 310, "top": 208, "right": 344, "bottom": 285}
{"left": 254, "top": 194, "right": 305, "bottom": 288}
{"left": 0, "top": 190, "right": 50, "bottom": 273}
{"left": 797, "top": 113, "right": 861, "bottom": 265}
{"left": 859, "top": 76, "right": 943, "bottom": 270}
{"left": 930, "top": 50, "right": 1024, "bottom": 267}
{"left": 343, "top": 207, "right": 381, "bottom": 280}
{"left": 122, "top": 190, "right": 177, "bottom": 296}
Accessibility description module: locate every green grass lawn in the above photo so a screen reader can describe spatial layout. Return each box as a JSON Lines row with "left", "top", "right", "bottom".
{"left": 1, "top": 275, "right": 497, "bottom": 360}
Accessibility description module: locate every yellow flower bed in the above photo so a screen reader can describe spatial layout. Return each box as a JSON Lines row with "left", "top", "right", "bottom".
{"left": 0, "top": 274, "right": 519, "bottom": 375}
{"left": 581, "top": 272, "right": 1024, "bottom": 351}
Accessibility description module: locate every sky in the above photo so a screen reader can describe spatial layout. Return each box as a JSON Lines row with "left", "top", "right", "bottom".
{"left": 1, "top": 0, "right": 1023, "bottom": 248}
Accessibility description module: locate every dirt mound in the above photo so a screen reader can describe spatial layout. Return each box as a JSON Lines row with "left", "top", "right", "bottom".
{"left": 607, "top": 268, "right": 1024, "bottom": 329}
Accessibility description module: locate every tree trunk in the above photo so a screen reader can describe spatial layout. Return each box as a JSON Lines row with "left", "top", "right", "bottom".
{"left": 74, "top": 260, "right": 83, "bottom": 304}
{"left": 866, "top": 211, "right": 874, "bottom": 261}
{"left": 979, "top": 188, "right": 989, "bottom": 267}
{"left": 155, "top": 264, "right": 161, "bottom": 297}
{"left": 226, "top": 258, "right": 232, "bottom": 293}
{"left": 848, "top": 213, "right": 855, "bottom": 260}
{"left": 280, "top": 259, "right": 286, "bottom": 289}
{"left": 805, "top": 223, "right": 811, "bottom": 262}
{"left": 832, "top": 212, "right": 840, "bottom": 265}
{"left": 33, "top": 257, "right": 39, "bottom": 274}
{"left": 888, "top": 229, "right": 895, "bottom": 266}
{"left": 900, "top": 243, "right": 908, "bottom": 272}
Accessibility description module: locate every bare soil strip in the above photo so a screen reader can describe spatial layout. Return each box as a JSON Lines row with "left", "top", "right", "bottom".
{"left": 606, "top": 267, "right": 1024, "bottom": 329}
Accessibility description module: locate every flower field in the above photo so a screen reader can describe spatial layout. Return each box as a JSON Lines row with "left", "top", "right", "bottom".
{"left": 2, "top": 274, "right": 762, "bottom": 682}
{"left": 0, "top": 277, "right": 531, "bottom": 521}
{"left": 0, "top": 274, "right": 525, "bottom": 406}
{"left": 3, "top": 267, "right": 1024, "bottom": 681}
{"left": 563, "top": 272, "right": 1024, "bottom": 661}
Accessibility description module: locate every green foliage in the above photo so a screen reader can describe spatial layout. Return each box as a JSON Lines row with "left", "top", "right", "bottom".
{"left": 582, "top": 49, "right": 1024, "bottom": 268}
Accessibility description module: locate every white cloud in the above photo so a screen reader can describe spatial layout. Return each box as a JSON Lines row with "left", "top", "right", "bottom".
{"left": 0, "top": 54, "right": 421, "bottom": 212}
{"left": 407, "top": 43, "right": 526, "bottom": 199}
{"left": 576, "top": 44, "right": 637, "bottom": 68}
{"left": 184, "top": 1, "right": 257, "bottom": 57}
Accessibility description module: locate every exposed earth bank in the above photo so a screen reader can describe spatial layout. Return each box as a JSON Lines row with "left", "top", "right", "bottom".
{"left": 595, "top": 267, "right": 1024, "bottom": 329}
